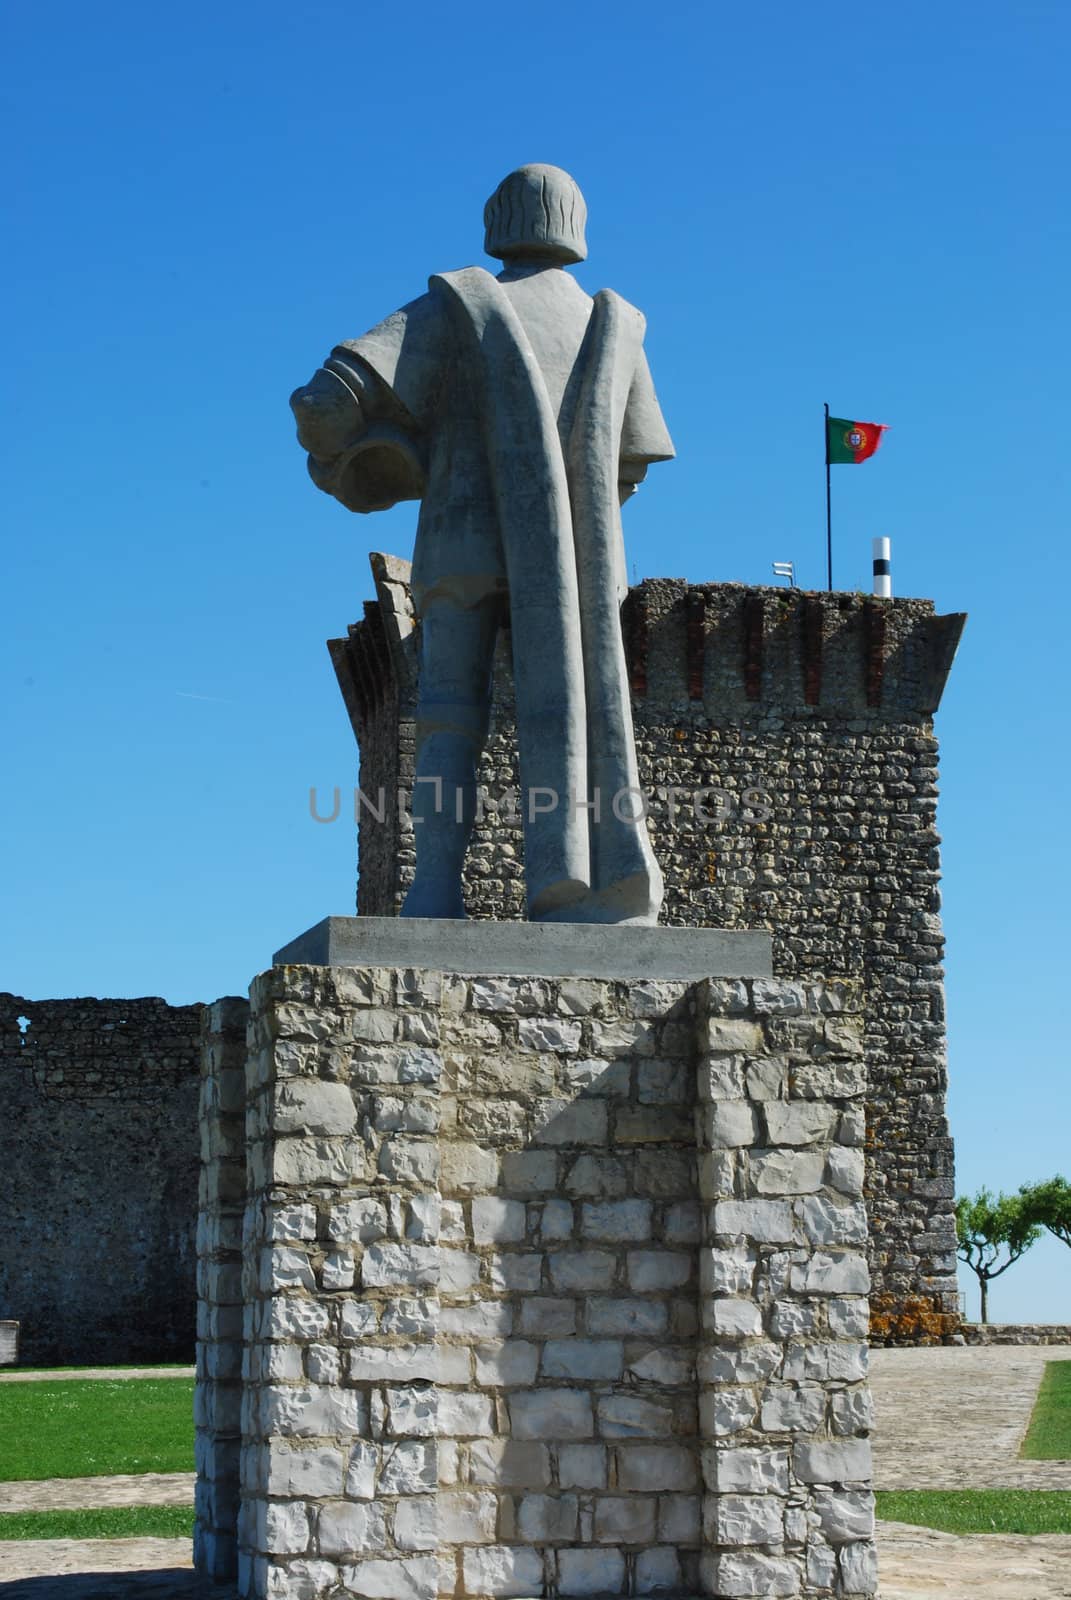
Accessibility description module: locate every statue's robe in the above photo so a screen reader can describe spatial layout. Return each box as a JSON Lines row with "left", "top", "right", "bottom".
{"left": 308, "top": 267, "right": 674, "bottom": 923}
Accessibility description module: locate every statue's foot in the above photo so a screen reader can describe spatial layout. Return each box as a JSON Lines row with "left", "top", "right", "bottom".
{"left": 401, "top": 877, "right": 467, "bottom": 920}
{"left": 526, "top": 876, "right": 591, "bottom": 922}
{"left": 531, "top": 872, "right": 661, "bottom": 926}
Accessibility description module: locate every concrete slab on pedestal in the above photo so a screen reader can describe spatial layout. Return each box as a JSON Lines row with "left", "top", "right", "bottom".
{"left": 273, "top": 916, "right": 772, "bottom": 980}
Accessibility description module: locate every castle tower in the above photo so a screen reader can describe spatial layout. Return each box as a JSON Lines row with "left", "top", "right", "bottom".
{"left": 329, "top": 559, "right": 966, "bottom": 1343}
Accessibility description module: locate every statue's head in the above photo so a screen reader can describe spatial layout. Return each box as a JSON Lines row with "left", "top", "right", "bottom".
{"left": 484, "top": 164, "right": 588, "bottom": 265}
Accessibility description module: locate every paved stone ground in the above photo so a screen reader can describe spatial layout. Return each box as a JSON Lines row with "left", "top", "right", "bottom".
{"left": 0, "top": 1371, "right": 195, "bottom": 1386}
{"left": 870, "top": 1344, "right": 1071, "bottom": 1490}
{"left": 877, "top": 1521, "right": 1071, "bottom": 1598}
{"left": 0, "top": 1544, "right": 202, "bottom": 1596}
{"left": 0, "top": 1477, "right": 196, "bottom": 1515}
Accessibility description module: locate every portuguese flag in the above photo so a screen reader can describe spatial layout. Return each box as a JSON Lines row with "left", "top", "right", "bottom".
{"left": 827, "top": 416, "right": 887, "bottom": 465}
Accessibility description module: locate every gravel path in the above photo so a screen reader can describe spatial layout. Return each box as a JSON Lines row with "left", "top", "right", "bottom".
{"left": 870, "top": 1344, "right": 1071, "bottom": 1490}
{"left": 0, "top": 1476, "right": 195, "bottom": 1514}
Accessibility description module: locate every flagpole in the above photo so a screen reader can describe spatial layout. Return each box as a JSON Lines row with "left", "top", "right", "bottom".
{"left": 824, "top": 401, "right": 832, "bottom": 591}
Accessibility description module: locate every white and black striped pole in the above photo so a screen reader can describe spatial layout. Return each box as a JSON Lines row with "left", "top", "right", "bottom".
{"left": 872, "top": 536, "right": 892, "bottom": 599}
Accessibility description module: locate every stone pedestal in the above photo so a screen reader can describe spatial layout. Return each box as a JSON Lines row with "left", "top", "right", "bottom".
{"left": 196, "top": 928, "right": 877, "bottom": 1599}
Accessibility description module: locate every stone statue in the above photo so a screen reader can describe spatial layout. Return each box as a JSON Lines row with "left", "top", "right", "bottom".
{"left": 291, "top": 164, "right": 674, "bottom": 924}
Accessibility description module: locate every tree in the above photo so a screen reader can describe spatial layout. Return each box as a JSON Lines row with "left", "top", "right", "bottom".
{"left": 1020, "top": 1176, "right": 1071, "bottom": 1249}
{"left": 955, "top": 1188, "right": 1041, "bottom": 1324}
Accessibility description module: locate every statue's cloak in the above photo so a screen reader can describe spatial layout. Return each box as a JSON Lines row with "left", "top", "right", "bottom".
{"left": 316, "top": 268, "right": 674, "bottom": 920}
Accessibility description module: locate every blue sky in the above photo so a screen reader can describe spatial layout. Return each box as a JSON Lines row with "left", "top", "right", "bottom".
{"left": 4, "top": 1, "right": 1068, "bottom": 1320}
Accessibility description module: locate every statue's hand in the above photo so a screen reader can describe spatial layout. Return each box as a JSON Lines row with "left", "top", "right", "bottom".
{"left": 290, "top": 368, "right": 365, "bottom": 461}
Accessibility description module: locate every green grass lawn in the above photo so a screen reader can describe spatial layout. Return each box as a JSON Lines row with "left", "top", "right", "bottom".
{"left": 876, "top": 1490, "right": 1071, "bottom": 1534}
{"left": 1021, "top": 1361, "right": 1071, "bottom": 1461}
{"left": 0, "top": 1507, "right": 194, "bottom": 1541}
{"left": 0, "top": 1380, "right": 195, "bottom": 1481}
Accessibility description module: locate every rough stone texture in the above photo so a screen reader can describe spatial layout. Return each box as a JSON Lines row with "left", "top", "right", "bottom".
{"left": 333, "top": 574, "right": 966, "bottom": 1346}
{"left": 960, "top": 1324, "right": 1071, "bottom": 1345}
{"left": 0, "top": 991, "right": 203, "bottom": 1365}
{"left": 195, "top": 999, "right": 250, "bottom": 1583}
{"left": 195, "top": 962, "right": 876, "bottom": 1599}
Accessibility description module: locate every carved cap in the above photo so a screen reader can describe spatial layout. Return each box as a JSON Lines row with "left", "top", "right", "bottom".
{"left": 483, "top": 164, "right": 588, "bottom": 265}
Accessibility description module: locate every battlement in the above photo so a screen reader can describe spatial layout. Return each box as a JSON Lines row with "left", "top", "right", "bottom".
{"left": 622, "top": 579, "right": 964, "bottom": 717}
{"left": 329, "top": 565, "right": 965, "bottom": 752}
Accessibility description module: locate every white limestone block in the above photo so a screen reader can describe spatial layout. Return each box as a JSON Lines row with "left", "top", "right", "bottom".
{"left": 509, "top": 1389, "right": 593, "bottom": 1440}
{"left": 839, "top": 1539, "right": 879, "bottom": 1594}
{"left": 750, "top": 1149, "right": 826, "bottom": 1195}
{"left": 789, "top": 1251, "right": 870, "bottom": 1296}
{"left": 709, "top": 1297, "right": 764, "bottom": 1338}
{"left": 580, "top": 1199, "right": 652, "bottom": 1241}
{"left": 636, "top": 1548, "right": 682, "bottom": 1595}
{"left": 759, "top": 1383, "right": 827, "bottom": 1433}
{"left": 548, "top": 1250, "right": 616, "bottom": 1292}
{"left": 274, "top": 1080, "right": 357, "bottom": 1136}
{"left": 712, "top": 1198, "right": 797, "bottom": 1242}
{"left": 471, "top": 1196, "right": 527, "bottom": 1244}
{"left": 344, "top": 1441, "right": 378, "bottom": 1499}
{"left": 704, "top": 1445, "right": 790, "bottom": 1494}
{"left": 436, "top": 1489, "right": 497, "bottom": 1544}
{"left": 473, "top": 1340, "right": 541, "bottom": 1387}
{"left": 262, "top": 1501, "right": 310, "bottom": 1555}
{"left": 557, "top": 1547, "right": 625, "bottom": 1596}
{"left": 377, "top": 1138, "right": 440, "bottom": 1185}
{"left": 763, "top": 1101, "right": 838, "bottom": 1146}
{"left": 594, "top": 1495, "right": 655, "bottom": 1543}
{"left": 615, "top": 1443, "right": 698, "bottom": 1491}
{"left": 317, "top": 1500, "right": 387, "bottom": 1557}
{"left": 361, "top": 1243, "right": 439, "bottom": 1288}
{"left": 385, "top": 1386, "right": 438, "bottom": 1437}
{"left": 436, "top": 1390, "right": 494, "bottom": 1438}
{"left": 461, "top": 1545, "right": 544, "bottom": 1598}
{"left": 792, "top": 1437, "right": 872, "bottom": 1484}
{"left": 327, "top": 1198, "right": 388, "bottom": 1244}
{"left": 344, "top": 1556, "right": 438, "bottom": 1599}
{"left": 704, "top": 1102, "right": 760, "bottom": 1148}
{"left": 348, "top": 1344, "right": 438, "bottom": 1383}
{"left": 441, "top": 1141, "right": 500, "bottom": 1193}
{"left": 542, "top": 1339, "right": 624, "bottom": 1381}
{"left": 596, "top": 1394, "right": 673, "bottom": 1437}
{"left": 518, "top": 1016, "right": 582, "bottom": 1053}
{"left": 468, "top": 1439, "right": 551, "bottom": 1488}
{"left": 708, "top": 1551, "right": 799, "bottom": 1596}
{"left": 393, "top": 1495, "right": 439, "bottom": 1550}
{"left": 626, "top": 1249, "right": 691, "bottom": 1291}
{"left": 815, "top": 1487, "right": 875, "bottom": 1541}
{"left": 517, "top": 1491, "right": 579, "bottom": 1541}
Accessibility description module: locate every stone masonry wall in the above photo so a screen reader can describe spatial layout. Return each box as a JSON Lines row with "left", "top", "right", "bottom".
{"left": 196, "top": 997, "right": 251, "bottom": 1583}
{"left": 332, "top": 572, "right": 965, "bottom": 1345}
{"left": 961, "top": 1324, "right": 1071, "bottom": 1346}
{"left": 196, "top": 960, "right": 877, "bottom": 1600}
{"left": 0, "top": 990, "right": 203, "bottom": 1365}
